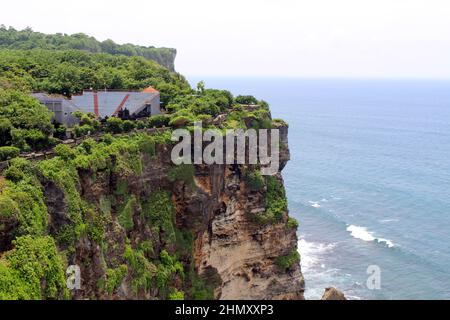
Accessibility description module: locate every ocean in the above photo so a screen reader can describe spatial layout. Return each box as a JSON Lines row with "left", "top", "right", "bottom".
{"left": 187, "top": 77, "right": 450, "bottom": 299}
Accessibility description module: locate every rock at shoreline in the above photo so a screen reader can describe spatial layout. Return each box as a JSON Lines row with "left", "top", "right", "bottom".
{"left": 321, "top": 287, "right": 347, "bottom": 300}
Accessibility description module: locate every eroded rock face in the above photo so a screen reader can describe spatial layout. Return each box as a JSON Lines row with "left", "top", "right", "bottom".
{"left": 173, "top": 124, "right": 303, "bottom": 300}
{"left": 189, "top": 166, "right": 304, "bottom": 300}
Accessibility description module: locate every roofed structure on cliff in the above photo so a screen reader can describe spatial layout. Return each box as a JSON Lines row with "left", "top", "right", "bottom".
{"left": 32, "top": 86, "right": 161, "bottom": 127}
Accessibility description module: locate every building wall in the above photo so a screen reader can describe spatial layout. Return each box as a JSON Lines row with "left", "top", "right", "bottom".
{"left": 32, "top": 90, "right": 161, "bottom": 127}
{"left": 150, "top": 94, "right": 161, "bottom": 116}
{"left": 72, "top": 91, "right": 160, "bottom": 117}
{"left": 32, "top": 94, "right": 80, "bottom": 127}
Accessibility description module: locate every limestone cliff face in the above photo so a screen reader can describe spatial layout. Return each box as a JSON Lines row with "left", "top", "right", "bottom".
{"left": 194, "top": 168, "right": 305, "bottom": 299}
{"left": 187, "top": 128, "right": 304, "bottom": 300}
{"left": 38, "top": 125, "right": 304, "bottom": 300}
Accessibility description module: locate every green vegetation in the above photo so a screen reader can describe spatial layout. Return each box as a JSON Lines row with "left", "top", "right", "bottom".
{"left": 37, "top": 157, "right": 85, "bottom": 249}
{"left": 265, "top": 176, "right": 288, "bottom": 221}
{"left": 118, "top": 196, "right": 137, "bottom": 231}
{"left": 0, "top": 146, "right": 19, "bottom": 161}
{"left": 0, "top": 48, "right": 189, "bottom": 101}
{"left": 54, "top": 144, "right": 76, "bottom": 160}
{"left": 0, "top": 89, "right": 54, "bottom": 151}
{"left": 156, "top": 250, "right": 184, "bottom": 292}
{"left": 123, "top": 243, "right": 156, "bottom": 293}
{"left": 0, "top": 26, "right": 177, "bottom": 70}
{"left": 249, "top": 176, "right": 288, "bottom": 225}
{"left": 272, "top": 118, "right": 288, "bottom": 127}
{"left": 189, "top": 271, "right": 216, "bottom": 300}
{"left": 234, "top": 95, "right": 259, "bottom": 105}
{"left": 287, "top": 216, "right": 299, "bottom": 229}
{"left": 0, "top": 158, "right": 48, "bottom": 237}
{"left": 142, "top": 190, "right": 177, "bottom": 245}
{"left": 275, "top": 250, "right": 300, "bottom": 271}
{"left": 0, "top": 236, "right": 68, "bottom": 299}
{"left": 168, "top": 289, "right": 185, "bottom": 300}
{"left": 243, "top": 168, "right": 265, "bottom": 191}
{"left": 100, "top": 264, "right": 128, "bottom": 294}
{"left": 72, "top": 111, "right": 101, "bottom": 137}
{"left": 167, "top": 164, "right": 195, "bottom": 185}
{"left": 138, "top": 135, "right": 156, "bottom": 156}
{"left": 147, "top": 114, "right": 170, "bottom": 128}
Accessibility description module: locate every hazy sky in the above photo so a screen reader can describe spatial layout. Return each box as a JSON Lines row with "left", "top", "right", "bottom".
{"left": 1, "top": 0, "right": 450, "bottom": 78}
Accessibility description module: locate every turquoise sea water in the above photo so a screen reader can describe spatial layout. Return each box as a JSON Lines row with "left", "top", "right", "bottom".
{"left": 188, "top": 77, "right": 450, "bottom": 299}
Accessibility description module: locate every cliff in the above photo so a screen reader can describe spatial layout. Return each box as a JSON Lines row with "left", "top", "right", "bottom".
{"left": 0, "top": 122, "right": 304, "bottom": 300}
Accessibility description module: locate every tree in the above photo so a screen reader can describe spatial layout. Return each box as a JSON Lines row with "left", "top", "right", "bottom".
{"left": 196, "top": 81, "right": 205, "bottom": 94}
{"left": 105, "top": 117, "right": 123, "bottom": 134}
{"left": 235, "top": 95, "right": 259, "bottom": 105}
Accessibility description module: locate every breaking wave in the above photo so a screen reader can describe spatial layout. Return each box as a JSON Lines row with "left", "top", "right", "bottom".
{"left": 346, "top": 225, "right": 395, "bottom": 248}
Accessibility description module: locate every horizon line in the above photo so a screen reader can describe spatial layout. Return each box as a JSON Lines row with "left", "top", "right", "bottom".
{"left": 184, "top": 75, "right": 450, "bottom": 81}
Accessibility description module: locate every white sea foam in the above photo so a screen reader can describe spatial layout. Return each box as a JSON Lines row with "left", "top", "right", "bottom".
{"left": 298, "top": 238, "right": 335, "bottom": 271}
{"left": 380, "top": 218, "right": 399, "bottom": 223}
{"left": 377, "top": 238, "right": 395, "bottom": 248}
{"left": 346, "top": 225, "right": 395, "bottom": 248}
{"left": 308, "top": 201, "right": 321, "bottom": 208}
{"left": 346, "top": 225, "right": 375, "bottom": 242}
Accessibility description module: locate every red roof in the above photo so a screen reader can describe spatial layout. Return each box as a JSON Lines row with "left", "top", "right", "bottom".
{"left": 142, "top": 86, "right": 159, "bottom": 93}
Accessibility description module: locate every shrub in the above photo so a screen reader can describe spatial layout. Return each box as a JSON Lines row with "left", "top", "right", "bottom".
{"left": 265, "top": 176, "right": 287, "bottom": 222}
{"left": 235, "top": 95, "right": 258, "bottom": 105}
{"left": 54, "top": 125, "right": 67, "bottom": 139}
{"left": 169, "top": 115, "right": 192, "bottom": 127}
{"left": 0, "top": 89, "right": 54, "bottom": 151}
{"left": 0, "top": 263, "right": 31, "bottom": 299}
{"left": 3, "top": 165, "right": 24, "bottom": 182}
{"left": 189, "top": 270, "right": 215, "bottom": 300}
{"left": 147, "top": 114, "right": 170, "bottom": 128}
{"left": 275, "top": 250, "right": 300, "bottom": 271}
{"left": 0, "top": 118, "right": 12, "bottom": 146}
{"left": 73, "top": 124, "right": 95, "bottom": 137}
{"left": 0, "top": 192, "right": 19, "bottom": 219}
{"left": 272, "top": 118, "right": 288, "bottom": 127}
{"left": 78, "top": 138, "right": 96, "bottom": 154}
{"left": 167, "top": 164, "right": 195, "bottom": 185}
{"left": 196, "top": 114, "right": 212, "bottom": 123}
{"left": 37, "top": 157, "right": 85, "bottom": 249}
{"left": 168, "top": 289, "right": 184, "bottom": 300}
{"left": 101, "top": 265, "right": 128, "bottom": 294}
{"left": 1, "top": 236, "right": 69, "bottom": 299}
{"left": 249, "top": 176, "right": 287, "bottom": 225}
{"left": 122, "top": 120, "right": 135, "bottom": 132}
{"left": 54, "top": 144, "right": 76, "bottom": 161}
{"left": 142, "top": 190, "right": 176, "bottom": 245}
{"left": 101, "top": 133, "right": 114, "bottom": 145}
{"left": 138, "top": 136, "right": 156, "bottom": 156}
{"left": 156, "top": 250, "right": 183, "bottom": 292}
{"left": 123, "top": 244, "right": 156, "bottom": 293}
{"left": 243, "top": 169, "right": 264, "bottom": 191}
{"left": 0, "top": 146, "right": 20, "bottom": 161}
{"left": 1, "top": 160, "right": 49, "bottom": 237}
{"left": 3, "top": 157, "right": 34, "bottom": 182}
{"left": 105, "top": 117, "right": 123, "bottom": 133}
{"left": 118, "top": 196, "right": 137, "bottom": 231}
{"left": 287, "top": 217, "right": 299, "bottom": 229}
